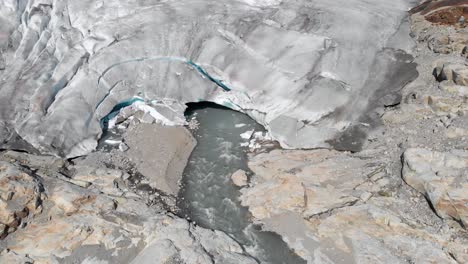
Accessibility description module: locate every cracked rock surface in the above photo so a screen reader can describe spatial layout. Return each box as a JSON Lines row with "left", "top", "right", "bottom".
{"left": 240, "top": 149, "right": 466, "bottom": 263}
{"left": 403, "top": 148, "right": 468, "bottom": 227}
{"left": 0, "top": 0, "right": 418, "bottom": 157}
{"left": 0, "top": 151, "right": 257, "bottom": 264}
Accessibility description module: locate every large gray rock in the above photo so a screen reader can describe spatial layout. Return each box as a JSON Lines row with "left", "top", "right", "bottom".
{"left": 0, "top": 0, "right": 417, "bottom": 157}
{"left": 124, "top": 122, "right": 196, "bottom": 195}
{"left": 433, "top": 61, "right": 468, "bottom": 86}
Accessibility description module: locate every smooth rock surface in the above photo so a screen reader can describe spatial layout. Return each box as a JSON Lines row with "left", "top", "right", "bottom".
{"left": 231, "top": 169, "right": 248, "bottom": 187}
{"left": 124, "top": 123, "right": 196, "bottom": 195}
{"left": 0, "top": 0, "right": 417, "bottom": 157}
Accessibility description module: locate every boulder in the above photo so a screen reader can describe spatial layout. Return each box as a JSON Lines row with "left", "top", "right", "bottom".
{"left": 433, "top": 61, "right": 468, "bottom": 86}
{"left": 0, "top": 162, "right": 43, "bottom": 238}
{"left": 124, "top": 123, "right": 196, "bottom": 195}
{"left": 231, "top": 170, "right": 248, "bottom": 187}
{"left": 402, "top": 148, "right": 468, "bottom": 227}
{"left": 425, "top": 95, "right": 467, "bottom": 116}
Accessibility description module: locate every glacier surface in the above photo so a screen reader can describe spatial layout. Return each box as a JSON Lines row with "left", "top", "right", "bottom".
{"left": 0, "top": 0, "right": 418, "bottom": 157}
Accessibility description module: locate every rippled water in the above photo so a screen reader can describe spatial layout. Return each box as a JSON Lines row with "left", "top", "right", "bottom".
{"left": 178, "top": 103, "right": 305, "bottom": 264}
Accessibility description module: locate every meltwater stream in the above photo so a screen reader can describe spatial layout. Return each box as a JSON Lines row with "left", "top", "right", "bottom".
{"left": 178, "top": 103, "right": 305, "bottom": 264}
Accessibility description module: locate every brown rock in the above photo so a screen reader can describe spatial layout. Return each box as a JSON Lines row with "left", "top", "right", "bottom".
{"left": 0, "top": 223, "right": 7, "bottom": 240}
{"left": 50, "top": 181, "right": 114, "bottom": 215}
{"left": 403, "top": 148, "right": 468, "bottom": 227}
{"left": 242, "top": 174, "right": 305, "bottom": 219}
{"left": 15, "top": 208, "right": 29, "bottom": 219}
{"left": 231, "top": 170, "right": 248, "bottom": 187}
{"left": 411, "top": 12, "right": 468, "bottom": 57}
{"left": 0, "top": 162, "right": 43, "bottom": 230}
{"left": 410, "top": 0, "right": 468, "bottom": 26}
{"left": 0, "top": 161, "right": 255, "bottom": 264}
{"left": 0, "top": 199, "right": 15, "bottom": 225}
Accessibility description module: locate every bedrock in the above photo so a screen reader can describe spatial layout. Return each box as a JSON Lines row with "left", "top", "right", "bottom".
{"left": 0, "top": 0, "right": 418, "bottom": 157}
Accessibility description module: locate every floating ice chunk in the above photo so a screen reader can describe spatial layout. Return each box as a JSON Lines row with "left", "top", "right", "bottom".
{"left": 104, "top": 139, "right": 121, "bottom": 145}
{"left": 242, "top": 131, "right": 274, "bottom": 151}
{"left": 240, "top": 130, "right": 255, "bottom": 140}
{"left": 235, "top": 123, "right": 246, "bottom": 128}
{"left": 108, "top": 99, "right": 184, "bottom": 128}
{"left": 253, "top": 131, "right": 272, "bottom": 141}
{"left": 107, "top": 118, "right": 117, "bottom": 129}
{"left": 119, "top": 142, "right": 129, "bottom": 152}
{"left": 248, "top": 142, "right": 262, "bottom": 150}
{"left": 133, "top": 101, "right": 177, "bottom": 126}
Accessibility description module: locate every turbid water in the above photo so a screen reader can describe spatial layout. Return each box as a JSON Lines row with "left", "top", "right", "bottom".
{"left": 178, "top": 103, "right": 305, "bottom": 264}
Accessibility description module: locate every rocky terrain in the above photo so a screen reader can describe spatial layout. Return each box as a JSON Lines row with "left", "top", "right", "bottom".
{"left": 0, "top": 0, "right": 467, "bottom": 264}
{"left": 239, "top": 1, "right": 468, "bottom": 263}
{"left": 0, "top": 147, "right": 258, "bottom": 263}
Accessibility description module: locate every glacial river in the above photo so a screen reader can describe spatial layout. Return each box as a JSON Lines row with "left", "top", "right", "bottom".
{"left": 178, "top": 103, "right": 305, "bottom": 264}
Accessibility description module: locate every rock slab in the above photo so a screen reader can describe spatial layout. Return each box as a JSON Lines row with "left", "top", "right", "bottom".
{"left": 403, "top": 148, "right": 468, "bottom": 227}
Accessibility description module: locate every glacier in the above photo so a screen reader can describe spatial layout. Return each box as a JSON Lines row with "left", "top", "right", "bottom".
{"left": 0, "top": 0, "right": 418, "bottom": 157}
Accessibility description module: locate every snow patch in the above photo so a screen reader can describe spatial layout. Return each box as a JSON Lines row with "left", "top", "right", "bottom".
{"left": 241, "top": 0, "right": 282, "bottom": 7}
{"left": 132, "top": 101, "right": 178, "bottom": 126}
{"left": 240, "top": 130, "right": 255, "bottom": 140}
{"left": 104, "top": 139, "right": 121, "bottom": 145}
